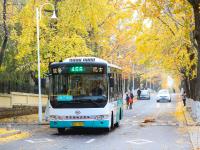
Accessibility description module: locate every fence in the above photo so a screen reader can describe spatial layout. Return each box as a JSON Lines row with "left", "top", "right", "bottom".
{"left": 0, "top": 92, "right": 48, "bottom": 108}
{"left": 0, "top": 80, "right": 48, "bottom": 94}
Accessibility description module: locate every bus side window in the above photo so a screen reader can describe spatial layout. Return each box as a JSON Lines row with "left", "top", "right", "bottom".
{"left": 109, "top": 77, "right": 114, "bottom": 88}
{"left": 114, "top": 73, "right": 118, "bottom": 101}
{"left": 119, "top": 74, "right": 122, "bottom": 92}
{"left": 109, "top": 73, "right": 114, "bottom": 102}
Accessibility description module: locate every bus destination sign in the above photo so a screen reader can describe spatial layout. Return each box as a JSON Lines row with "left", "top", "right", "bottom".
{"left": 52, "top": 66, "right": 105, "bottom": 74}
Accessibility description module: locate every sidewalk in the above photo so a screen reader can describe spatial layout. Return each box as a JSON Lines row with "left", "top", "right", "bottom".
{"left": 0, "top": 127, "right": 29, "bottom": 143}
{"left": 0, "top": 113, "right": 49, "bottom": 144}
{"left": 0, "top": 113, "right": 48, "bottom": 125}
{"left": 183, "top": 105, "right": 200, "bottom": 150}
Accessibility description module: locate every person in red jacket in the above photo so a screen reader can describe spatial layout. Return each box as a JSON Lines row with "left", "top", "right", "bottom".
{"left": 129, "top": 92, "right": 134, "bottom": 109}
{"left": 125, "top": 93, "right": 130, "bottom": 109}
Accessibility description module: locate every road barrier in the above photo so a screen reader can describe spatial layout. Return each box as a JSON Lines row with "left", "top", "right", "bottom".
{"left": 0, "top": 92, "right": 48, "bottom": 108}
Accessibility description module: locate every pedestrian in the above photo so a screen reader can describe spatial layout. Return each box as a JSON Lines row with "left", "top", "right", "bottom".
{"left": 137, "top": 89, "right": 141, "bottom": 100}
{"left": 182, "top": 91, "right": 187, "bottom": 106}
{"left": 129, "top": 93, "right": 134, "bottom": 109}
{"left": 125, "top": 93, "right": 130, "bottom": 109}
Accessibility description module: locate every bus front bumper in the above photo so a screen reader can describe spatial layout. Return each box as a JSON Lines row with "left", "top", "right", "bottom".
{"left": 50, "top": 120, "right": 110, "bottom": 128}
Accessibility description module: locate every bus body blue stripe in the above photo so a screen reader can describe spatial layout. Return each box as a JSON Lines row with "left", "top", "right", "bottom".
{"left": 50, "top": 120, "right": 109, "bottom": 128}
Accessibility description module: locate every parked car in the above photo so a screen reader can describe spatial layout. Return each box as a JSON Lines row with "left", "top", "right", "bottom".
{"left": 138, "top": 90, "right": 150, "bottom": 100}
{"left": 156, "top": 89, "right": 171, "bottom": 102}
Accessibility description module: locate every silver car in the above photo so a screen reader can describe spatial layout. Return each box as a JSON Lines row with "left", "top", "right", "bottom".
{"left": 139, "top": 90, "right": 150, "bottom": 100}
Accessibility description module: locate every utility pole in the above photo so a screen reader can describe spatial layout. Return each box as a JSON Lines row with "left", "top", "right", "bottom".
{"left": 36, "top": 3, "right": 57, "bottom": 124}
{"left": 132, "top": 63, "right": 135, "bottom": 93}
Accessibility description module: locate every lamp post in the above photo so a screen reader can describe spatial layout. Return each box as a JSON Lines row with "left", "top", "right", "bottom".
{"left": 36, "top": 3, "right": 57, "bottom": 124}
{"left": 132, "top": 63, "right": 135, "bottom": 92}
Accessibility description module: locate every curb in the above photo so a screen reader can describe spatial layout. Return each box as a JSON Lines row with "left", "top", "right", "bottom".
{"left": 0, "top": 122, "right": 49, "bottom": 126}
{"left": 183, "top": 108, "right": 197, "bottom": 150}
{"left": 0, "top": 130, "right": 21, "bottom": 138}
{"left": 140, "top": 122, "right": 179, "bottom": 126}
{"left": 183, "top": 108, "right": 196, "bottom": 126}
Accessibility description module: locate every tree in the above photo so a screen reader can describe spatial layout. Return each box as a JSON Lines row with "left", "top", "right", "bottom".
{"left": 187, "top": 0, "right": 200, "bottom": 100}
{"left": 0, "top": 0, "right": 8, "bottom": 67}
{"left": 11, "top": 0, "right": 126, "bottom": 74}
{"left": 0, "top": 0, "right": 198, "bottom": 97}
{"left": 126, "top": 0, "right": 197, "bottom": 97}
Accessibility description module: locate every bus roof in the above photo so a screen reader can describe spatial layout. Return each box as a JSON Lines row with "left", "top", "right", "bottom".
{"left": 63, "top": 57, "right": 108, "bottom": 64}
{"left": 51, "top": 57, "right": 121, "bottom": 70}
{"left": 108, "top": 63, "right": 121, "bottom": 69}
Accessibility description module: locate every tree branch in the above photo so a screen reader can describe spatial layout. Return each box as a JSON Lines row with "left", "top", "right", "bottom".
{"left": 157, "top": 16, "right": 176, "bottom": 36}
{"left": 187, "top": 0, "right": 195, "bottom": 6}
{"left": 165, "top": 6, "right": 184, "bottom": 29}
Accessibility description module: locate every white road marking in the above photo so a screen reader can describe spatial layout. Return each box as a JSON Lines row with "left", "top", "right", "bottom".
{"left": 25, "top": 138, "right": 53, "bottom": 143}
{"left": 25, "top": 140, "right": 34, "bottom": 143}
{"left": 126, "top": 139, "right": 153, "bottom": 145}
{"left": 85, "top": 139, "right": 95, "bottom": 144}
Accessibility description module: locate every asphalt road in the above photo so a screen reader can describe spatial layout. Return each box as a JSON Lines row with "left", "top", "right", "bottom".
{"left": 0, "top": 94, "right": 192, "bottom": 150}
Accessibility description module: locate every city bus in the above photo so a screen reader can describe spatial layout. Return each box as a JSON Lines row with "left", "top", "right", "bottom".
{"left": 47, "top": 57, "right": 123, "bottom": 133}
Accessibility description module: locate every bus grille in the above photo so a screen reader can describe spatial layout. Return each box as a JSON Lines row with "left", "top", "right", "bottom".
{"left": 65, "top": 116, "right": 91, "bottom": 120}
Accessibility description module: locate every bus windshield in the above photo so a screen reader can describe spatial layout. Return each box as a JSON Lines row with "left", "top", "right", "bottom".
{"left": 49, "top": 73, "right": 108, "bottom": 108}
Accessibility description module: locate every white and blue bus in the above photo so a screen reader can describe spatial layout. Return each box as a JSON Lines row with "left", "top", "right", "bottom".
{"left": 48, "top": 57, "right": 123, "bottom": 133}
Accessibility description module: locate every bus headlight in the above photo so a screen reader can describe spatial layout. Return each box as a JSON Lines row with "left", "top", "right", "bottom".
{"left": 95, "top": 115, "right": 109, "bottom": 120}
{"left": 49, "top": 115, "right": 57, "bottom": 120}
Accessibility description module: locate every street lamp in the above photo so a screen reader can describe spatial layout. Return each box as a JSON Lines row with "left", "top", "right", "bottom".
{"left": 36, "top": 3, "right": 57, "bottom": 124}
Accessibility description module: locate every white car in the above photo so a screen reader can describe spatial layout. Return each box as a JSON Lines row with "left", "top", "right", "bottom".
{"left": 156, "top": 89, "right": 171, "bottom": 102}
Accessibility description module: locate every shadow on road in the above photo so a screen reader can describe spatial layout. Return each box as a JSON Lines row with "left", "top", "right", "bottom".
{"left": 52, "top": 127, "right": 117, "bottom": 136}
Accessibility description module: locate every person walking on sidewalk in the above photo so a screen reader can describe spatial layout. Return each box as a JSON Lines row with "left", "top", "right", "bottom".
{"left": 125, "top": 93, "right": 130, "bottom": 109}
{"left": 182, "top": 91, "right": 187, "bottom": 106}
{"left": 137, "top": 89, "right": 141, "bottom": 100}
{"left": 129, "top": 92, "right": 134, "bottom": 109}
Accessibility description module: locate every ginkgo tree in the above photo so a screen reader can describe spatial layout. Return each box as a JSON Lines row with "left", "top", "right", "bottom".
{"left": 9, "top": 0, "right": 139, "bottom": 90}
{"left": 1, "top": 0, "right": 199, "bottom": 97}
{"left": 10, "top": 0, "right": 134, "bottom": 73}
{"left": 125, "top": 0, "right": 197, "bottom": 98}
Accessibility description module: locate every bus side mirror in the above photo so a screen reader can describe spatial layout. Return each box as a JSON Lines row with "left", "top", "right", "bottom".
{"left": 109, "top": 78, "right": 114, "bottom": 87}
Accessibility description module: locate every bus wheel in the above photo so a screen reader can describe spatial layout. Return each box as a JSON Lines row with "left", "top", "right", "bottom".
{"left": 111, "top": 112, "right": 114, "bottom": 129}
{"left": 119, "top": 109, "right": 122, "bottom": 120}
{"left": 115, "top": 110, "right": 121, "bottom": 127}
{"left": 104, "top": 127, "right": 111, "bottom": 132}
{"left": 57, "top": 128, "right": 65, "bottom": 134}
{"left": 115, "top": 121, "right": 120, "bottom": 127}
{"left": 105, "top": 113, "right": 114, "bottom": 132}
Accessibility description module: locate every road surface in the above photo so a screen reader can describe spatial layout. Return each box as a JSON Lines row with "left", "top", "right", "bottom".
{"left": 0, "top": 94, "right": 192, "bottom": 150}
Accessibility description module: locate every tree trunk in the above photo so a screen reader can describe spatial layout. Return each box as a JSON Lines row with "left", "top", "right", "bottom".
{"left": 190, "top": 78, "right": 196, "bottom": 99}
{"left": 184, "top": 77, "right": 190, "bottom": 98}
{"left": 192, "top": 3, "right": 200, "bottom": 101}
{"left": 187, "top": 0, "right": 200, "bottom": 100}
{"left": 0, "top": 0, "right": 8, "bottom": 67}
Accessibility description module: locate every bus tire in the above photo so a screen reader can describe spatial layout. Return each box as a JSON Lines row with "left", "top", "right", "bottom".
{"left": 111, "top": 112, "right": 114, "bottom": 129}
{"left": 119, "top": 108, "right": 122, "bottom": 120}
{"left": 105, "top": 113, "right": 114, "bottom": 132}
{"left": 57, "top": 128, "right": 65, "bottom": 134}
{"left": 115, "top": 121, "right": 120, "bottom": 127}
{"left": 104, "top": 127, "right": 111, "bottom": 132}
{"left": 115, "top": 109, "right": 121, "bottom": 127}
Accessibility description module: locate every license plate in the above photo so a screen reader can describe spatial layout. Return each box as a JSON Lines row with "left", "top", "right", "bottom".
{"left": 72, "top": 122, "right": 84, "bottom": 127}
